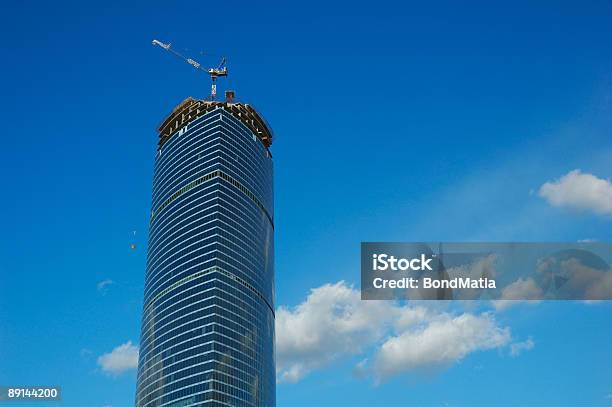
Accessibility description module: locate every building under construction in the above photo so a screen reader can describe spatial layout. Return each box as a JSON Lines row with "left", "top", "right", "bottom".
{"left": 135, "top": 41, "right": 276, "bottom": 407}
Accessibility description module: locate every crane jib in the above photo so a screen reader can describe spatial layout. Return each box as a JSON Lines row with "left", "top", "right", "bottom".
{"left": 152, "top": 38, "right": 228, "bottom": 100}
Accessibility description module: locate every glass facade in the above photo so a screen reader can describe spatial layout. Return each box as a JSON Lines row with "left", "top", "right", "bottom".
{"left": 136, "top": 103, "right": 275, "bottom": 407}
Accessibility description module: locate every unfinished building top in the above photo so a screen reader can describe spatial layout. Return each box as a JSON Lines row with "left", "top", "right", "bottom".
{"left": 157, "top": 97, "right": 274, "bottom": 149}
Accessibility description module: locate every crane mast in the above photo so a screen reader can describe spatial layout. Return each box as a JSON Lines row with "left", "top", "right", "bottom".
{"left": 152, "top": 39, "right": 228, "bottom": 100}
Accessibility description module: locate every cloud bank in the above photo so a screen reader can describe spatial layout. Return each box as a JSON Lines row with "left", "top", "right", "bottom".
{"left": 276, "top": 281, "right": 515, "bottom": 383}
{"left": 371, "top": 312, "right": 509, "bottom": 381}
{"left": 539, "top": 170, "right": 612, "bottom": 216}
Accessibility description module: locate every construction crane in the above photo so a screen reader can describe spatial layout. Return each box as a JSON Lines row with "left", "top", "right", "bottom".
{"left": 152, "top": 39, "right": 228, "bottom": 100}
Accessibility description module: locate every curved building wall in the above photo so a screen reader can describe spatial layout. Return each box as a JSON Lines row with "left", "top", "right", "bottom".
{"left": 136, "top": 106, "right": 275, "bottom": 407}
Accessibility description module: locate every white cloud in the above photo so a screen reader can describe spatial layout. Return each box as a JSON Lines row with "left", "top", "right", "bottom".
{"left": 500, "top": 278, "right": 543, "bottom": 300}
{"left": 371, "top": 312, "right": 510, "bottom": 382}
{"left": 493, "top": 277, "right": 544, "bottom": 310}
{"left": 276, "top": 281, "right": 516, "bottom": 383}
{"left": 393, "top": 306, "right": 432, "bottom": 332}
{"left": 97, "top": 341, "right": 139, "bottom": 375}
{"left": 539, "top": 170, "right": 612, "bottom": 216}
{"left": 510, "top": 337, "right": 535, "bottom": 357}
{"left": 97, "top": 279, "right": 114, "bottom": 294}
{"left": 275, "top": 281, "right": 393, "bottom": 382}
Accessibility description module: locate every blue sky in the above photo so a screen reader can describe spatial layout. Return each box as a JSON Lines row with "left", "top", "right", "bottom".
{"left": 1, "top": 1, "right": 611, "bottom": 406}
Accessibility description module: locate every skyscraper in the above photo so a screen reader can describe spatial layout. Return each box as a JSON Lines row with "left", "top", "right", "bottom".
{"left": 135, "top": 95, "right": 275, "bottom": 407}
